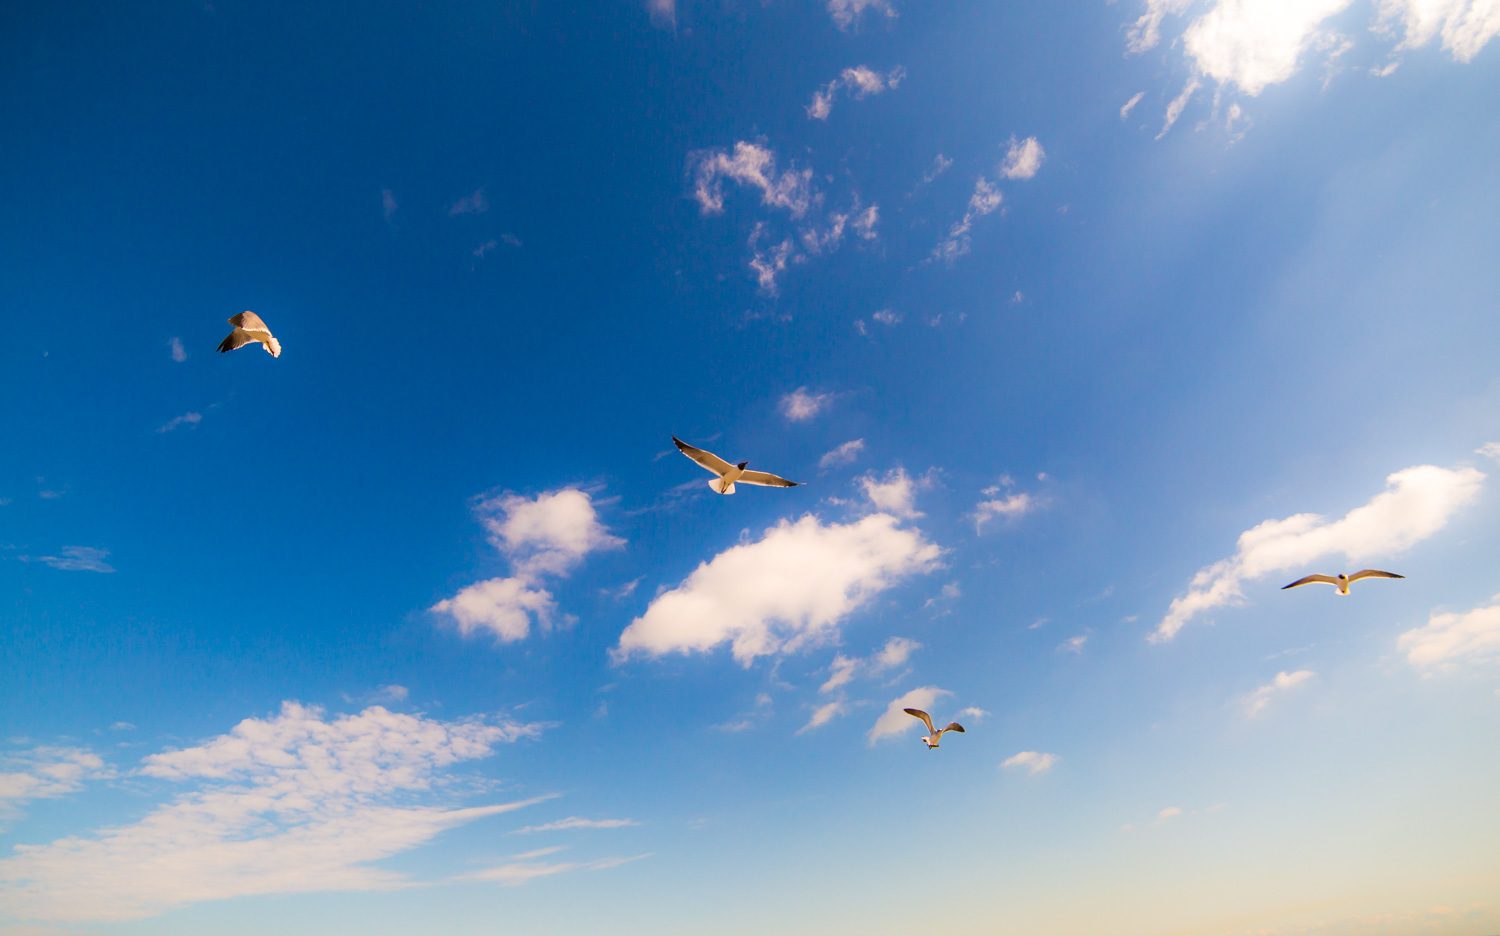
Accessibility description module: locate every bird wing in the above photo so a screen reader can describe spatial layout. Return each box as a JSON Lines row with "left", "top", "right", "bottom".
{"left": 673, "top": 437, "right": 734, "bottom": 475}
{"left": 1282, "top": 574, "right": 1340, "bottom": 590}
{"left": 903, "top": 708, "right": 936, "bottom": 733}
{"left": 738, "top": 469, "right": 800, "bottom": 488}
{"left": 228, "top": 311, "right": 269, "bottom": 331}
{"left": 217, "top": 328, "right": 258, "bottom": 353}
{"left": 941, "top": 722, "right": 965, "bottom": 734}
{"left": 1349, "top": 569, "right": 1404, "bottom": 583}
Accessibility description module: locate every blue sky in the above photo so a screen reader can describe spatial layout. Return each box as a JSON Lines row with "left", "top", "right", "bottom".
{"left": 3, "top": 1, "right": 1500, "bottom": 932}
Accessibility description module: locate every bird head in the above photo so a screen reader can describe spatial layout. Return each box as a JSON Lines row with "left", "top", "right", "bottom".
{"left": 737, "top": 461, "right": 748, "bottom": 470}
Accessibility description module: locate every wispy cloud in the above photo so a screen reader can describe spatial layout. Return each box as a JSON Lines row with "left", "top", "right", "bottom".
{"left": 1058, "top": 632, "right": 1089, "bottom": 654}
{"left": 381, "top": 188, "right": 397, "bottom": 222}
{"left": 167, "top": 337, "right": 187, "bottom": 363}
{"left": 615, "top": 514, "right": 942, "bottom": 666}
{"left": 919, "top": 153, "right": 953, "bottom": 186}
{"left": 1120, "top": 91, "right": 1146, "bottom": 119}
{"left": 156, "top": 411, "right": 202, "bottom": 434}
{"left": 645, "top": 0, "right": 675, "bottom": 29}
{"left": 819, "top": 439, "right": 866, "bottom": 471}
{"left": 449, "top": 187, "right": 489, "bottom": 216}
{"left": 780, "top": 387, "right": 833, "bottom": 422}
{"left": 432, "top": 488, "right": 624, "bottom": 643}
{"left": 1243, "top": 669, "right": 1315, "bottom": 717}
{"left": 1001, "top": 751, "right": 1058, "bottom": 776}
{"left": 460, "top": 849, "right": 649, "bottom": 885}
{"left": 1399, "top": 595, "right": 1500, "bottom": 670}
{"left": 691, "top": 142, "right": 814, "bottom": 219}
{"left": 999, "top": 136, "right": 1045, "bottom": 180}
{"left": 1154, "top": 462, "right": 1484, "bottom": 642}
{"left": 0, "top": 747, "right": 112, "bottom": 817}
{"left": 0, "top": 703, "right": 545, "bottom": 922}
{"left": 827, "top": 0, "right": 896, "bottom": 30}
{"left": 26, "top": 546, "right": 115, "bottom": 573}
{"left": 931, "top": 176, "right": 1002, "bottom": 264}
{"left": 1477, "top": 441, "right": 1500, "bottom": 464}
{"left": 806, "top": 65, "right": 905, "bottom": 120}
{"left": 513, "top": 816, "right": 640, "bottom": 834}
{"left": 797, "top": 699, "right": 847, "bottom": 734}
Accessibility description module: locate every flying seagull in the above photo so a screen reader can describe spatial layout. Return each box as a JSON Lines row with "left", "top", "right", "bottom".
{"left": 217, "top": 311, "right": 281, "bottom": 357}
{"left": 903, "top": 708, "right": 966, "bottom": 750}
{"left": 1281, "top": 570, "right": 1404, "bottom": 595}
{"left": 672, "top": 436, "right": 800, "bottom": 496}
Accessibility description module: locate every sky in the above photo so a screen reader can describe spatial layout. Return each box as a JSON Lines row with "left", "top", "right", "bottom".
{"left": 2, "top": 1, "right": 1499, "bottom": 933}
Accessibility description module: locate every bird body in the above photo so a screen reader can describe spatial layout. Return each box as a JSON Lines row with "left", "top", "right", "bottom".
{"left": 217, "top": 311, "right": 281, "bottom": 357}
{"left": 672, "top": 436, "right": 799, "bottom": 496}
{"left": 1281, "top": 569, "right": 1404, "bottom": 595}
{"left": 903, "top": 707, "right": 966, "bottom": 749}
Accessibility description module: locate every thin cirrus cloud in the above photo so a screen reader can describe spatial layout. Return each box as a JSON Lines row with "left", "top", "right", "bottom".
{"left": 156, "top": 411, "right": 202, "bottom": 433}
{"left": 167, "top": 336, "right": 187, "bottom": 362}
{"left": 1243, "top": 669, "right": 1316, "bottom": 717}
{"left": 615, "top": 513, "right": 943, "bottom": 666}
{"left": 1398, "top": 595, "right": 1500, "bottom": 670}
{"left": 1153, "top": 461, "right": 1485, "bottom": 643}
{"left": 513, "top": 816, "right": 640, "bottom": 834}
{"left": 431, "top": 487, "right": 624, "bottom": 644}
{"left": 459, "top": 848, "right": 650, "bottom": 886}
{"left": 819, "top": 439, "right": 867, "bottom": 470}
{"left": 806, "top": 65, "right": 906, "bottom": 120}
{"left": 1120, "top": 90, "right": 1146, "bottom": 119}
{"left": 0, "top": 703, "right": 546, "bottom": 923}
{"left": 1001, "top": 751, "right": 1059, "bottom": 775}
{"left": 868, "top": 686, "right": 952, "bottom": 744}
{"left": 1127, "top": 0, "right": 1500, "bottom": 137}
{"left": 931, "top": 176, "right": 1002, "bottom": 264}
{"left": 25, "top": 546, "right": 115, "bottom": 573}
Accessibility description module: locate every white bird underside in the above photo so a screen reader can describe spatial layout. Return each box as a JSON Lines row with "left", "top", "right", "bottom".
{"left": 1281, "top": 569, "right": 1404, "bottom": 594}
{"left": 673, "top": 436, "right": 799, "bottom": 495}
{"left": 218, "top": 311, "right": 282, "bottom": 357}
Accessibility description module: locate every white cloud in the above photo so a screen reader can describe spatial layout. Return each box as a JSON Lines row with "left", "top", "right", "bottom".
{"left": 449, "top": 187, "right": 489, "bottom": 216}
{"left": 1157, "top": 805, "right": 1184, "bottom": 821}
{"left": 1156, "top": 76, "right": 1201, "bottom": 139}
{"left": 799, "top": 212, "right": 847, "bottom": 255}
{"left": 957, "top": 706, "right": 988, "bottom": 722}
{"left": 513, "top": 816, "right": 640, "bottom": 834}
{"left": 691, "top": 142, "right": 815, "bottom": 219}
{"left": 871, "top": 308, "right": 900, "bottom": 325}
{"left": 473, "top": 239, "right": 499, "bottom": 259}
{"left": 749, "top": 232, "right": 795, "bottom": 294}
{"left": 156, "top": 411, "right": 202, "bottom": 434}
{"left": 1477, "top": 442, "right": 1500, "bottom": 463}
{"left": 1154, "top": 462, "right": 1485, "bottom": 642}
{"left": 868, "top": 687, "right": 951, "bottom": 744}
{"left": 474, "top": 488, "right": 624, "bottom": 579}
{"left": 1120, "top": 90, "right": 1146, "bottom": 119}
{"left": 999, "top": 136, "right": 1046, "bottom": 180}
{"left": 974, "top": 479, "right": 1040, "bottom": 531}
{"left": 820, "top": 654, "right": 860, "bottom": 694}
{"left": 0, "top": 747, "right": 111, "bottom": 815}
{"left": 1399, "top": 595, "right": 1500, "bottom": 670}
{"left": 1059, "top": 633, "right": 1089, "bottom": 654}
{"left": 851, "top": 203, "right": 879, "bottom": 240}
{"left": 827, "top": 0, "right": 897, "bottom": 30}
{"left": 167, "top": 337, "right": 187, "bottom": 363}
{"left": 780, "top": 387, "right": 833, "bottom": 422}
{"left": 646, "top": 0, "right": 675, "bottom": 28}
{"left": 616, "top": 513, "right": 943, "bottom": 666}
{"left": 461, "top": 849, "right": 648, "bottom": 885}
{"left": 0, "top": 703, "right": 544, "bottom": 923}
{"left": 931, "top": 176, "right": 1002, "bottom": 263}
{"left": 920, "top": 153, "right": 953, "bottom": 185}
{"left": 28, "top": 546, "right": 114, "bottom": 573}
{"left": 797, "top": 699, "right": 848, "bottom": 734}
{"left": 1001, "top": 751, "right": 1059, "bottom": 775}
{"left": 381, "top": 188, "right": 397, "bottom": 222}
{"left": 859, "top": 468, "right": 928, "bottom": 519}
{"left": 806, "top": 65, "right": 905, "bottom": 120}
{"left": 432, "top": 488, "right": 622, "bottom": 643}
{"left": 1128, "top": 0, "right": 1195, "bottom": 53}
{"left": 873, "top": 636, "right": 920, "bottom": 671}
{"left": 819, "top": 439, "right": 867, "bottom": 470}
{"left": 1375, "top": 0, "right": 1500, "bottom": 62}
{"left": 1243, "top": 669, "right": 1316, "bottom": 716}
{"left": 431, "top": 576, "right": 559, "bottom": 643}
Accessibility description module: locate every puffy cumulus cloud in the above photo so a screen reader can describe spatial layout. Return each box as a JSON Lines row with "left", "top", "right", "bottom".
{"left": 873, "top": 635, "right": 920, "bottom": 671}
{"left": 859, "top": 467, "right": 931, "bottom": 519}
{"left": 868, "top": 687, "right": 952, "bottom": 744}
{"left": 0, "top": 747, "right": 112, "bottom": 816}
{"left": 931, "top": 177, "right": 1002, "bottom": 264}
{"left": 827, "top": 0, "right": 897, "bottom": 30}
{"left": 819, "top": 439, "right": 867, "bottom": 471}
{"left": 1182, "top": 0, "right": 1354, "bottom": 96}
{"left": 1398, "top": 595, "right": 1500, "bottom": 670}
{"left": 1375, "top": 0, "right": 1500, "bottom": 62}
{"left": 0, "top": 703, "right": 545, "bottom": 923}
{"left": 1001, "top": 751, "right": 1059, "bottom": 775}
{"left": 513, "top": 816, "right": 640, "bottom": 834}
{"left": 780, "top": 387, "right": 834, "bottom": 422}
{"left": 1243, "top": 669, "right": 1315, "bottom": 716}
{"left": 616, "top": 514, "right": 943, "bottom": 666}
{"left": 974, "top": 491, "right": 1037, "bottom": 531}
{"left": 1154, "top": 463, "right": 1484, "bottom": 642}
{"left": 807, "top": 65, "right": 906, "bottom": 120}
{"left": 999, "top": 136, "right": 1046, "bottom": 180}
{"left": 431, "top": 576, "right": 559, "bottom": 643}
{"left": 690, "top": 142, "right": 815, "bottom": 219}
{"left": 475, "top": 488, "right": 624, "bottom": 579}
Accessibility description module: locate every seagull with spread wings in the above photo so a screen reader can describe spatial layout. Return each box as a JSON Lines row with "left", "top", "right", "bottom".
{"left": 904, "top": 708, "right": 966, "bottom": 750}
{"left": 217, "top": 311, "right": 282, "bottom": 358}
{"left": 672, "top": 436, "right": 800, "bottom": 496}
{"left": 1281, "top": 569, "right": 1404, "bottom": 595}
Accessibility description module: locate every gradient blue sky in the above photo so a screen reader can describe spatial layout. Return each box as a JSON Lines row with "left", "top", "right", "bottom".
{"left": 3, "top": 2, "right": 1500, "bottom": 933}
